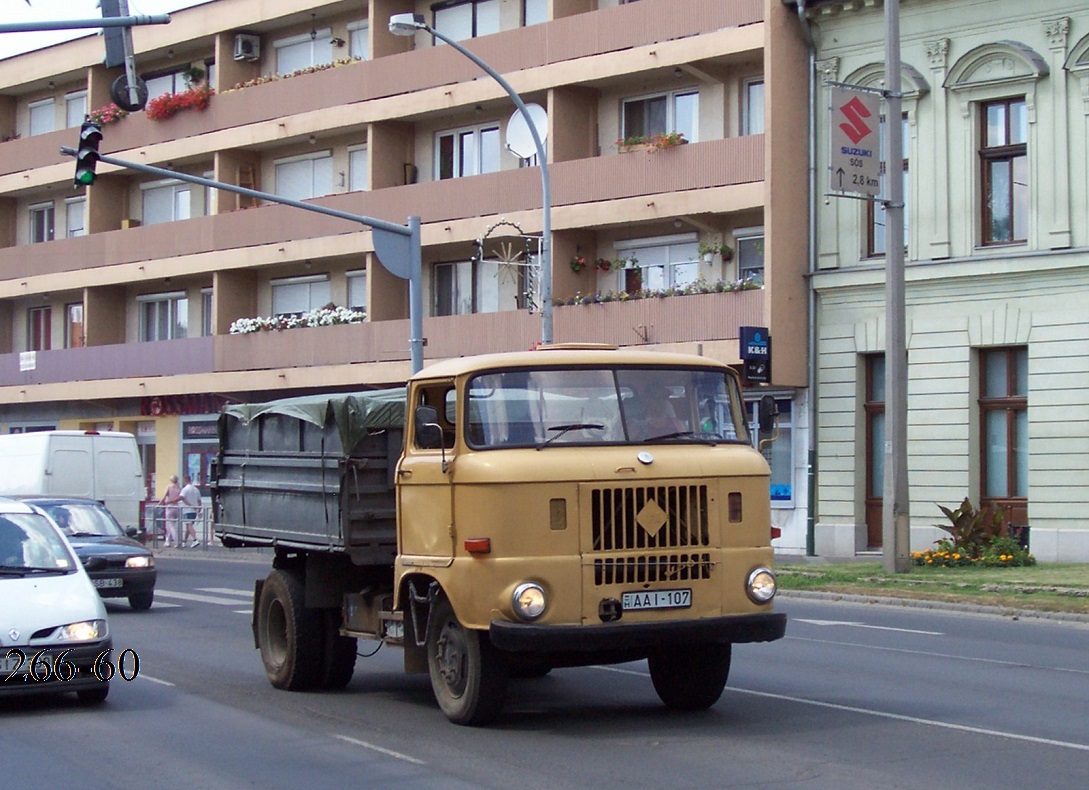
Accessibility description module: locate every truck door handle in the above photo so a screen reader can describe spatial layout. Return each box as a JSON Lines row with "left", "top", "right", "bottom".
{"left": 398, "top": 470, "right": 412, "bottom": 479}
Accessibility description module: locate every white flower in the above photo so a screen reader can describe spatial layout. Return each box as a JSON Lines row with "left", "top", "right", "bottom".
{"left": 228, "top": 306, "right": 367, "bottom": 334}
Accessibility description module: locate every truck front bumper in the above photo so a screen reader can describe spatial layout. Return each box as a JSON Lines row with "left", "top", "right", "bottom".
{"left": 490, "top": 612, "right": 786, "bottom": 653}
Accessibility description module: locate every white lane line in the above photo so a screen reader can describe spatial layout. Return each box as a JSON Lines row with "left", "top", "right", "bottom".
{"left": 730, "top": 686, "right": 1089, "bottom": 753}
{"left": 138, "top": 674, "right": 176, "bottom": 687}
{"left": 332, "top": 734, "right": 426, "bottom": 765}
{"left": 198, "top": 587, "right": 253, "bottom": 597}
{"left": 793, "top": 618, "right": 943, "bottom": 635}
{"left": 155, "top": 590, "right": 250, "bottom": 605}
{"left": 234, "top": 609, "right": 253, "bottom": 615}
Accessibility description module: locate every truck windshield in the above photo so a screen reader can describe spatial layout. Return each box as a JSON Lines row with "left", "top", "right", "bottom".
{"left": 464, "top": 367, "right": 750, "bottom": 449}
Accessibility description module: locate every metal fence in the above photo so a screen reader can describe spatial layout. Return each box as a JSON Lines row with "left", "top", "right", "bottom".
{"left": 141, "top": 502, "right": 214, "bottom": 550}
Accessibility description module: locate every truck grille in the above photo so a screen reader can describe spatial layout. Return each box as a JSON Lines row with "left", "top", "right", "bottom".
{"left": 590, "top": 485, "right": 710, "bottom": 551}
{"left": 594, "top": 552, "right": 713, "bottom": 585}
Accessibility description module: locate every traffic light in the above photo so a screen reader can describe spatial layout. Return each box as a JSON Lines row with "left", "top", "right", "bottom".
{"left": 74, "top": 120, "right": 103, "bottom": 187}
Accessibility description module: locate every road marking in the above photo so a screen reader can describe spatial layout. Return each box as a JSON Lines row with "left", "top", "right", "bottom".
{"left": 730, "top": 687, "right": 1089, "bottom": 753}
{"left": 332, "top": 734, "right": 425, "bottom": 764}
{"left": 138, "top": 674, "right": 175, "bottom": 687}
{"left": 793, "top": 618, "right": 943, "bottom": 635}
{"left": 198, "top": 587, "right": 252, "bottom": 597}
{"left": 155, "top": 589, "right": 252, "bottom": 606}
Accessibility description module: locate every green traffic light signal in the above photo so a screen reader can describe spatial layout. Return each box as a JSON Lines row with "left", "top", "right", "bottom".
{"left": 74, "top": 120, "right": 103, "bottom": 187}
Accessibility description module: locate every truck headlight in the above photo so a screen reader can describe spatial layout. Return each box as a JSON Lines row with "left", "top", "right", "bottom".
{"left": 512, "top": 582, "right": 547, "bottom": 621}
{"left": 746, "top": 567, "right": 777, "bottom": 604}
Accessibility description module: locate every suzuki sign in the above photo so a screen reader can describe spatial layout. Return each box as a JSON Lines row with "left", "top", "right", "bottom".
{"left": 829, "top": 85, "right": 881, "bottom": 197}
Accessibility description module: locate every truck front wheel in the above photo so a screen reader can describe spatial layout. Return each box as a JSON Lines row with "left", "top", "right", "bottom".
{"left": 257, "top": 569, "right": 322, "bottom": 691}
{"left": 426, "top": 595, "right": 508, "bottom": 726}
{"left": 648, "top": 642, "right": 732, "bottom": 710}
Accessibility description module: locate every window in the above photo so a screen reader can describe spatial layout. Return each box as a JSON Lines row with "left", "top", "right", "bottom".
{"left": 980, "top": 347, "right": 1028, "bottom": 520}
{"left": 347, "top": 270, "right": 367, "bottom": 313}
{"left": 743, "top": 79, "right": 764, "bottom": 135}
{"left": 65, "top": 91, "right": 87, "bottom": 128}
{"left": 27, "top": 306, "right": 51, "bottom": 351}
{"left": 749, "top": 396, "right": 792, "bottom": 504}
{"left": 29, "top": 98, "right": 55, "bottom": 136}
{"left": 618, "top": 235, "right": 699, "bottom": 293}
{"left": 867, "top": 115, "right": 909, "bottom": 258}
{"left": 433, "top": 261, "right": 472, "bottom": 316}
{"left": 65, "top": 303, "right": 84, "bottom": 349}
{"left": 348, "top": 146, "right": 369, "bottom": 191}
{"left": 144, "top": 69, "right": 190, "bottom": 100}
{"left": 65, "top": 198, "right": 86, "bottom": 238}
{"left": 981, "top": 98, "right": 1027, "bottom": 245}
{"left": 622, "top": 90, "right": 698, "bottom": 144}
{"left": 201, "top": 289, "right": 213, "bottom": 337}
{"left": 523, "top": 0, "right": 547, "bottom": 26}
{"left": 864, "top": 354, "right": 885, "bottom": 548}
{"left": 436, "top": 125, "right": 500, "bottom": 180}
{"left": 735, "top": 230, "right": 765, "bottom": 284}
{"left": 139, "top": 292, "right": 188, "bottom": 341}
{"left": 275, "top": 152, "right": 333, "bottom": 201}
{"left": 142, "top": 181, "right": 191, "bottom": 225}
{"left": 348, "top": 20, "right": 369, "bottom": 60}
{"left": 432, "top": 0, "right": 499, "bottom": 43}
{"left": 271, "top": 275, "right": 330, "bottom": 317}
{"left": 274, "top": 30, "right": 333, "bottom": 75}
{"left": 29, "top": 202, "right": 55, "bottom": 243}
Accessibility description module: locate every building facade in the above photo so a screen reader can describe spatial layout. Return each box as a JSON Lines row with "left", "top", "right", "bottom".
{"left": 794, "top": 0, "right": 1089, "bottom": 561}
{"left": 0, "top": 0, "right": 813, "bottom": 548}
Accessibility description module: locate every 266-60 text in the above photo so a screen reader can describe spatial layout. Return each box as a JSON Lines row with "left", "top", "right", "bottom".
{"left": 2, "top": 648, "right": 140, "bottom": 683}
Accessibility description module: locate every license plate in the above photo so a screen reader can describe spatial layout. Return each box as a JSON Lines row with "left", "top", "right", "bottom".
{"left": 93, "top": 577, "right": 123, "bottom": 589}
{"left": 621, "top": 588, "right": 692, "bottom": 611}
{"left": 1, "top": 652, "right": 49, "bottom": 676}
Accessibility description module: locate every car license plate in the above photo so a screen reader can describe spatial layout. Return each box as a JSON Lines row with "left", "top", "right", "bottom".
{"left": 1, "top": 652, "right": 49, "bottom": 676}
{"left": 621, "top": 588, "right": 692, "bottom": 611}
{"left": 93, "top": 577, "right": 123, "bottom": 589}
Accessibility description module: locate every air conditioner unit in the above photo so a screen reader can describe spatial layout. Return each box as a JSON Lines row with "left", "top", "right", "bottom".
{"left": 233, "top": 33, "right": 260, "bottom": 62}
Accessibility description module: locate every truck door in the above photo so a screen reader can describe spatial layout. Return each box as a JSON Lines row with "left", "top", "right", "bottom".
{"left": 397, "top": 381, "right": 457, "bottom": 562}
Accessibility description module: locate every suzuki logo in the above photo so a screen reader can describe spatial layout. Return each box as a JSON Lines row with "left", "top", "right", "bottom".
{"left": 838, "top": 96, "right": 874, "bottom": 144}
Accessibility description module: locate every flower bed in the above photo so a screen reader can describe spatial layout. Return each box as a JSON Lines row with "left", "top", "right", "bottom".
{"left": 146, "top": 86, "right": 214, "bottom": 121}
{"left": 228, "top": 305, "right": 366, "bottom": 334}
{"left": 555, "top": 276, "right": 761, "bottom": 306}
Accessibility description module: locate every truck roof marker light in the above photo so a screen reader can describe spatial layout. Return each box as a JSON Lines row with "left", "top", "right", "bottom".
{"left": 464, "top": 537, "right": 492, "bottom": 555}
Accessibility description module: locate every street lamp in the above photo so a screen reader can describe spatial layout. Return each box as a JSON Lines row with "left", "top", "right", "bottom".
{"left": 388, "top": 13, "right": 553, "bottom": 344}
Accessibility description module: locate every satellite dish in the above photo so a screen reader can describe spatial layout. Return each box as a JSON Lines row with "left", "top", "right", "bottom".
{"left": 506, "top": 103, "right": 548, "bottom": 159}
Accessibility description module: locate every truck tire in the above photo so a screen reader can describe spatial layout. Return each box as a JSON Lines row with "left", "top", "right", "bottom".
{"left": 257, "top": 569, "right": 322, "bottom": 691}
{"left": 648, "top": 643, "right": 732, "bottom": 710}
{"left": 319, "top": 608, "right": 357, "bottom": 690}
{"left": 426, "top": 595, "right": 508, "bottom": 726}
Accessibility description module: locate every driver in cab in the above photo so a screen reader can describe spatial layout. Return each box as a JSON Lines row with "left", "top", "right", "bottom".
{"left": 622, "top": 375, "right": 687, "bottom": 441}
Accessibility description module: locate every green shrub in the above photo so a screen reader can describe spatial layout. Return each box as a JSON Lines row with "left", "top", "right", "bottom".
{"left": 913, "top": 500, "right": 1035, "bottom": 568}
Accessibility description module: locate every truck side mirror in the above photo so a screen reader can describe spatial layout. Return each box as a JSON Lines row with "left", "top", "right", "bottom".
{"left": 758, "top": 395, "right": 778, "bottom": 433}
{"left": 414, "top": 405, "right": 443, "bottom": 449}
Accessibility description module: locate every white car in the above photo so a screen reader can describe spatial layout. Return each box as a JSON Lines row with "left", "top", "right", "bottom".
{"left": 0, "top": 498, "right": 112, "bottom": 704}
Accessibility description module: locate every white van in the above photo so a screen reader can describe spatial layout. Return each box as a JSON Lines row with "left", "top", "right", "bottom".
{"left": 0, "top": 431, "right": 144, "bottom": 532}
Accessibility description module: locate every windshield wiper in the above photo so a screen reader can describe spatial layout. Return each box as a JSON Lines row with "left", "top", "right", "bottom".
{"left": 0, "top": 565, "right": 67, "bottom": 576}
{"left": 537, "top": 423, "right": 605, "bottom": 450}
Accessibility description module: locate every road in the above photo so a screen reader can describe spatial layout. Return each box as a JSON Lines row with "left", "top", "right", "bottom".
{"left": 3, "top": 553, "right": 1087, "bottom": 789}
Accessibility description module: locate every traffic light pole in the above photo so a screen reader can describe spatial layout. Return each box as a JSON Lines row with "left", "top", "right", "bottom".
{"left": 60, "top": 147, "right": 425, "bottom": 374}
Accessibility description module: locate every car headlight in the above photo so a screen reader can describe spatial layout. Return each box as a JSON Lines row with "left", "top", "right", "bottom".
{"left": 126, "top": 555, "right": 154, "bottom": 569}
{"left": 511, "top": 582, "right": 547, "bottom": 621}
{"left": 746, "top": 567, "right": 777, "bottom": 604}
{"left": 56, "top": 619, "right": 108, "bottom": 642}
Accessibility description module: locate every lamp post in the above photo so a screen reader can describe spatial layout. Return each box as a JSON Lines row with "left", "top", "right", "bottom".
{"left": 388, "top": 13, "right": 553, "bottom": 344}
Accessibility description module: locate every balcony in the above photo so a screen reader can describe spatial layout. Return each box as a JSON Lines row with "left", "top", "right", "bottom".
{"left": 0, "top": 289, "right": 764, "bottom": 389}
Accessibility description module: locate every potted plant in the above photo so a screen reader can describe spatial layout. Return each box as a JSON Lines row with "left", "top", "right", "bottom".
{"left": 697, "top": 242, "right": 733, "bottom": 263}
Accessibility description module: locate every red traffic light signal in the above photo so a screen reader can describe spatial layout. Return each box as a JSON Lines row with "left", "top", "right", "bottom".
{"left": 74, "top": 120, "right": 103, "bottom": 187}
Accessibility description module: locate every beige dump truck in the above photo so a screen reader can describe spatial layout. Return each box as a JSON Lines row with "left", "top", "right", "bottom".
{"left": 213, "top": 347, "right": 785, "bottom": 725}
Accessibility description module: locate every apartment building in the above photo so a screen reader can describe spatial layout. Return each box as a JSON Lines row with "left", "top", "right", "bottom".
{"left": 0, "top": 0, "right": 811, "bottom": 548}
{"left": 790, "top": 0, "right": 1089, "bottom": 562}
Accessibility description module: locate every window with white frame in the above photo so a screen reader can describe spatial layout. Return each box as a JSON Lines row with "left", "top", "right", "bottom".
{"left": 65, "top": 197, "right": 86, "bottom": 238}
{"left": 433, "top": 261, "right": 472, "bottom": 316}
{"left": 436, "top": 125, "right": 500, "bottom": 180}
{"left": 743, "top": 78, "right": 764, "bottom": 135}
{"left": 271, "top": 274, "right": 330, "bottom": 317}
{"left": 139, "top": 292, "right": 188, "bottom": 341}
{"left": 144, "top": 69, "right": 190, "bottom": 100}
{"left": 432, "top": 255, "right": 525, "bottom": 316}
{"left": 621, "top": 90, "right": 698, "bottom": 144}
{"left": 523, "top": 0, "right": 547, "bottom": 26}
{"left": 201, "top": 289, "right": 213, "bottom": 336}
{"left": 348, "top": 146, "right": 369, "bottom": 191}
{"left": 348, "top": 20, "right": 369, "bottom": 60}
{"left": 617, "top": 234, "right": 699, "bottom": 293}
{"left": 29, "top": 98, "right": 55, "bottom": 136}
{"left": 65, "top": 91, "right": 88, "bottom": 128}
{"left": 275, "top": 152, "right": 333, "bottom": 201}
{"left": 30, "top": 202, "right": 55, "bottom": 243}
{"left": 432, "top": 0, "right": 500, "bottom": 43}
{"left": 748, "top": 395, "right": 793, "bottom": 504}
{"left": 65, "top": 302, "right": 84, "bottom": 349}
{"left": 735, "top": 229, "right": 765, "bottom": 284}
{"left": 274, "top": 30, "right": 334, "bottom": 75}
{"left": 27, "top": 306, "right": 51, "bottom": 351}
{"left": 347, "top": 270, "right": 367, "bottom": 312}
{"left": 142, "top": 180, "right": 192, "bottom": 225}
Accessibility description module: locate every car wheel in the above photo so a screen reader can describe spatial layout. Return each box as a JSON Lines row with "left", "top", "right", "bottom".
{"left": 129, "top": 590, "right": 154, "bottom": 610}
{"left": 256, "top": 568, "right": 322, "bottom": 691}
{"left": 426, "top": 594, "right": 507, "bottom": 726}
{"left": 77, "top": 684, "right": 110, "bottom": 705}
{"left": 648, "top": 642, "right": 731, "bottom": 710}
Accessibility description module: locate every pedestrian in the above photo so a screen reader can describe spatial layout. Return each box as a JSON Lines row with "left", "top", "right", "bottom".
{"left": 180, "top": 475, "right": 202, "bottom": 548}
{"left": 158, "top": 475, "right": 182, "bottom": 548}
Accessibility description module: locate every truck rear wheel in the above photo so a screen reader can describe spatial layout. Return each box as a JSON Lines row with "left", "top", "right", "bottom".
{"left": 648, "top": 642, "right": 732, "bottom": 710}
{"left": 426, "top": 595, "right": 508, "bottom": 726}
{"left": 319, "top": 609, "right": 357, "bottom": 690}
{"left": 257, "top": 569, "right": 322, "bottom": 691}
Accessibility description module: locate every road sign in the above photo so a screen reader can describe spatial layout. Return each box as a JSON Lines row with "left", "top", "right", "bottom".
{"left": 829, "top": 85, "right": 881, "bottom": 197}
